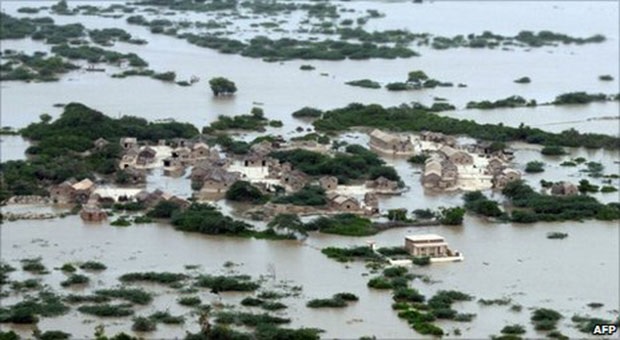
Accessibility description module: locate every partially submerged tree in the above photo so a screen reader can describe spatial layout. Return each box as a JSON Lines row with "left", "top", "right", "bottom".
{"left": 209, "top": 77, "right": 237, "bottom": 96}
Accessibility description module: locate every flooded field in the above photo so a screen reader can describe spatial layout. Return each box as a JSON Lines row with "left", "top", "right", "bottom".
{"left": 1, "top": 0, "right": 618, "bottom": 338}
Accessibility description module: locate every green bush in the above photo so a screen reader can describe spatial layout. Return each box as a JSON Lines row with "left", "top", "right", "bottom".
{"left": 226, "top": 181, "right": 269, "bottom": 204}
{"left": 501, "top": 324, "right": 526, "bottom": 334}
{"left": 439, "top": 207, "right": 465, "bottom": 225}
{"left": 178, "top": 296, "right": 201, "bottom": 306}
{"left": 171, "top": 204, "right": 253, "bottom": 235}
{"left": 525, "top": 161, "right": 545, "bottom": 173}
{"left": 119, "top": 272, "right": 187, "bottom": 285}
{"left": 60, "top": 274, "right": 89, "bottom": 287}
{"left": 35, "top": 330, "right": 72, "bottom": 340}
{"left": 195, "top": 274, "right": 260, "bottom": 292}
{"left": 514, "top": 77, "right": 531, "bottom": 84}
{"left": 77, "top": 304, "right": 134, "bottom": 317}
{"left": 147, "top": 200, "right": 182, "bottom": 218}
{"left": 209, "top": 77, "right": 237, "bottom": 96}
{"left": 307, "top": 297, "right": 347, "bottom": 308}
{"left": 79, "top": 261, "right": 107, "bottom": 271}
{"left": 305, "top": 214, "right": 377, "bottom": 236}
{"left": 541, "top": 145, "right": 566, "bottom": 155}
{"left": 132, "top": 316, "right": 156, "bottom": 331}
{"left": 291, "top": 107, "right": 322, "bottom": 118}
{"left": 241, "top": 297, "right": 264, "bottom": 307}
{"left": 392, "top": 288, "right": 425, "bottom": 303}
{"left": 148, "top": 310, "right": 184, "bottom": 324}
{"left": 94, "top": 288, "right": 152, "bottom": 305}
{"left": 345, "top": 79, "right": 381, "bottom": 89}
{"left": 322, "top": 246, "right": 381, "bottom": 262}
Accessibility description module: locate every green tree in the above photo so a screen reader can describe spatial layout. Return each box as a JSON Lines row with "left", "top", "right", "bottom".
{"left": 267, "top": 213, "right": 306, "bottom": 236}
{"left": 209, "top": 77, "right": 237, "bottom": 96}
{"left": 225, "top": 181, "right": 268, "bottom": 204}
{"left": 439, "top": 207, "right": 465, "bottom": 225}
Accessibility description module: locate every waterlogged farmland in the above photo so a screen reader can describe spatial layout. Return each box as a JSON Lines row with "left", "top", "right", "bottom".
{"left": 0, "top": 0, "right": 619, "bottom": 339}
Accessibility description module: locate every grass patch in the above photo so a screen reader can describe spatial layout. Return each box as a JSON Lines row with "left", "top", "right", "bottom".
{"left": 79, "top": 261, "right": 107, "bottom": 271}
{"left": 178, "top": 296, "right": 201, "bottom": 306}
{"left": 77, "top": 303, "right": 134, "bottom": 317}
{"left": 119, "top": 272, "right": 188, "bottom": 285}
{"left": 94, "top": 288, "right": 153, "bottom": 305}
{"left": 60, "top": 274, "right": 89, "bottom": 287}
{"left": 195, "top": 274, "right": 260, "bottom": 292}
{"left": 148, "top": 310, "right": 184, "bottom": 324}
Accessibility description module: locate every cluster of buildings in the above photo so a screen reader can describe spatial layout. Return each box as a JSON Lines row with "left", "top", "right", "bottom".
{"left": 422, "top": 145, "right": 474, "bottom": 190}
{"left": 369, "top": 129, "right": 415, "bottom": 155}
{"left": 118, "top": 137, "right": 219, "bottom": 174}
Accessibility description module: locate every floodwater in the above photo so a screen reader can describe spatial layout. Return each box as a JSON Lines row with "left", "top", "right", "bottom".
{"left": 1, "top": 0, "right": 619, "bottom": 338}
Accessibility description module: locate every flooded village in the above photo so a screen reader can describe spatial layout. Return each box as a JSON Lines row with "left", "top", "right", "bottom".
{"left": 0, "top": 0, "right": 619, "bottom": 339}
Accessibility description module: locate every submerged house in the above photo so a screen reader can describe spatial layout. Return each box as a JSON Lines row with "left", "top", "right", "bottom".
{"left": 281, "top": 170, "right": 309, "bottom": 192}
{"left": 550, "top": 181, "right": 579, "bottom": 196}
{"left": 136, "top": 147, "right": 157, "bottom": 166}
{"left": 120, "top": 137, "right": 138, "bottom": 150}
{"left": 80, "top": 204, "right": 107, "bottom": 222}
{"left": 369, "top": 129, "right": 414, "bottom": 154}
{"left": 319, "top": 176, "right": 338, "bottom": 191}
{"left": 200, "top": 168, "right": 241, "bottom": 193}
{"left": 50, "top": 180, "right": 76, "bottom": 204}
{"left": 404, "top": 234, "right": 463, "bottom": 262}
{"left": 438, "top": 145, "right": 473, "bottom": 165}
{"left": 327, "top": 193, "right": 361, "bottom": 212}
{"left": 366, "top": 176, "right": 399, "bottom": 193}
{"left": 191, "top": 142, "right": 211, "bottom": 159}
{"left": 72, "top": 178, "right": 95, "bottom": 204}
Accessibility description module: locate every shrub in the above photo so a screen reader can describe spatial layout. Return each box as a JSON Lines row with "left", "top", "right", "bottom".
{"left": 178, "top": 296, "right": 201, "bottom": 306}
{"left": 306, "top": 297, "right": 347, "bottom": 308}
{"left": 60, "top": 274, "right": 89, "bottom": 287}
{"left": 393, "top": 287, "right": 425, "bottom": 303}
{"left": 21, "top": 258, "right": 47, "bottom": 274}
{"left": 209, "top": 77, "right": 237, "bottom": 96}
{"left": 345, "top": 79, "right": 381, "bottom": 89}
{"left": 195, "top": 274, "right": 260, "bottom": 292}
{"left": 94, "top": 288, "right": 153, "bottom": 305}
{"left": 292, "top": 107, "right": 322, "bottom": 118}
{"left": 367, "top": 277, "right": 393, "bottom": 289}
{"left": 147, "top": 200, "right": 182, "bottom": 218}
{"left": 148, "top": 311, "right": 184, "bottom": 324}
{"left": 132, "top": 316, "right": 156, "bottom": 332}
{"left": 546, "top": 232, "right": 568, "bottom": 239}
{"left": 79, "top": 261, "right": 107, "bottom": 271}
{"left": 261, "top": 302, "right": 287, "bottom": 311}
{"left": 541, "top": 145, "right": 566, "bottom": 155}
{"left": 439, "top": 207, "right": 465, "bottom": 225}
{"left": 225, "top": 181, "right": 268, "bottom": 204}
{"left": 241, "top": 297, "right": 264, "bottom": 306}
{"left": 501, "top": 324, "right": 526, "bottom": 335}
{"left": 333, "top": 292, "right": 358, "bottom": 301}
{"left": 77, "top": 304, "right": 134, "bottom": 317}
{"left": 60, "top": 263, "right": 76, "bottom": 273}
{"left": 36, "top": 330, "right": 72, "bottom": 340}
{"left": 525, "top": 161, "right": 545, "bottom": 173}
{"left": 119, "top": 272, "right": 187, "bottom": 285}
{"left": 305, "top": 214, "right": 377, "bottom": 236}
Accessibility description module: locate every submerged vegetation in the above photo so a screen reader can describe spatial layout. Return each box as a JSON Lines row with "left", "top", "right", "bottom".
{"left": 312, "top": 103, "right": 619, "bottom": 149}
{"left": 0, "top": 103, "right": 198, "bottom": 200}
{"left": 503, "top": 181, "right": 620, "bottom": 223}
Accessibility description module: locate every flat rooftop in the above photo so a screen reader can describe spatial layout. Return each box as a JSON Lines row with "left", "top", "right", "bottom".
{"left": 405, "top": 234, "right": 446, "bottom": 242}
